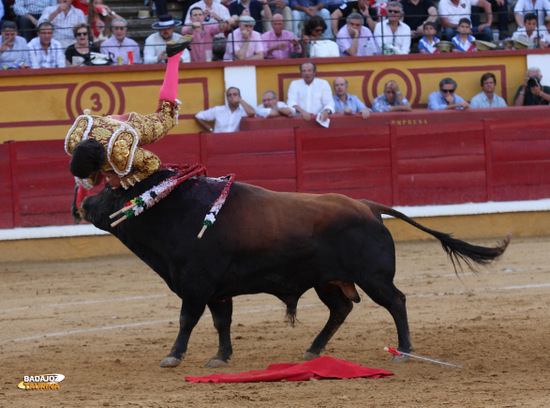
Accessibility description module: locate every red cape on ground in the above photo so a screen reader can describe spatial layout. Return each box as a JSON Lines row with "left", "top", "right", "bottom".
{"left": 185, "top": 356, "right": 394, "bottom": 383}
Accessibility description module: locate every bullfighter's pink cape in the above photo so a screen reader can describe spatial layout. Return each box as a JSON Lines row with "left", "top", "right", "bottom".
{"left": 185, "top": 356, "right": 393, "bottom": 383}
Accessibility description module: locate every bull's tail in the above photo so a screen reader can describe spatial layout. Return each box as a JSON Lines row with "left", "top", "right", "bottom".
{"left": 359, "top": 199, "right": 510, "bottom": 273}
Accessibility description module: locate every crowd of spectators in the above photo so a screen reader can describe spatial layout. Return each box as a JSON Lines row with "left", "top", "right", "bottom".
{"left": 193, "top": 61, "right": 548, "bottom": 134}
{"left": 1, "top": 0, "right": 550, "bottom": 69}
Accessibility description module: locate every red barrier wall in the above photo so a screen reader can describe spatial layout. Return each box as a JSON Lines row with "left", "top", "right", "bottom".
{"left": 2, "top": 111, "right": 550, "bottom": 229}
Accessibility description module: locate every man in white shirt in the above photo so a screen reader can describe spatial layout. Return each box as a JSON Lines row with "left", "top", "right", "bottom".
{"left": 286, "top": 61, "right": 334, "bottom": 122}
{"left": 256, "top": 90, "right": 295, "bottom": 118}
{"left": 28, "top": 21, "right": 65, "bottom": 68}
{"left": 373, "top": 1, "right": 411, "bottom": 54}
{"left": 38, "top": 0, "right": 86, "bottom": 49}
{"left": 195, "top": 87, "right": 256, "bottom": 133}
{"left": 438, "top": 0, "right": 493, "bottom": 41}
{"left": 0, "top": 21, "right": 31, "bottom": 68}
{"left": 144, "top": 14, "right": 190, "bottom": 64}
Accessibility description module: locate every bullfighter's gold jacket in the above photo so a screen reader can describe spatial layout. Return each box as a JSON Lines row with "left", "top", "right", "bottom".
{"left": 65, "top": 100, "right": 179, "bottom": 189}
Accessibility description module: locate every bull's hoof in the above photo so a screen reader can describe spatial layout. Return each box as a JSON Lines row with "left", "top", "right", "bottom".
{"left": 160, "top": 356, "right": 183, "bottom": 368}
{"left": 205, "top": 358, "right": 228, "bottom": 368}
{"left": 391, "top": 354, "right": 410, "bottom": 363}
{"left": 302, "top": 351, "right": 320, "bottom": 361}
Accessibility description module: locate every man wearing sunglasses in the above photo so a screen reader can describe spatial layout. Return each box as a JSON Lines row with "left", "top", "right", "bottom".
{"left": 427, "top": 77, "right": 470, "bottom": 110}
{"left": 372, "top": 1, "right": 411, "bottom": 54}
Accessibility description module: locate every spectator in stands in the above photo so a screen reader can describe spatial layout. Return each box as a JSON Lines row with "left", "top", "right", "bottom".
{"left": 65, "top": 22, "right": 99, "bottom": 65}
{"left": 514, "top": 0, "right": 550, "bottom": 30}
{"left": 336, "top": 12, "right": 374, "bottom": 56}
{"left": 229, "top": 0, "right": 272, "bottom": 34}
{"left": 298, "top": 16, "right": 329, "bottom": 57}
{"left": 184, "top": 0, "right": 230, "bottom": 26}
{"left": 0, "top": 1, "right": 5, "bottom": 30}
{"left": 195, "top": 87, "right": 256, "bottom": 132}
{"left": 333, "top": 77, "right": 371, "bottom": 119}
{"left": 184, "top": 7, "right": 232, "bottom": 62}
{"left": 402, "top": 0, "right": 439, "bottom": 43}
{"left": 38, "top": 0, "right": 87, "bottom": 50}
{"left": 418, "top": 21, "right": 440, "bottom": 53}
{"left": 470, "top": 72, "right": 507, "bottom": 108}
{"left": 290, "top": 0, "right": 333, "bottom": 39}
{"left": 540, "top": 15, "right": 550, "bottom": 47}
{"left": 88, "top": 0, "right": 122, "bottom": 46}
{"left": 28, "top": 21, "right": 65, "bottom": 68}
{"left": 224, "top": 15, "right": 264, "bottom": 60}
{"left": 264, "top": 0, "right": 293, "bottom": 32}
{"left": 514, "top": 67, "right": 550, "bottom": 106}
{"left": 14, "top": 0, "right": 55, "bottom": 42}
{"left": 373, "top": 1, "right": 411, "bottom": 55}
{"left": 428, "top": 77, "right": 470, "bottom": 110}
{"left": 372, "top": 80, "right": 411, "bottom": 112}
{"left": 331, "top": 0, "right": 376, "bottom": 36}
{"left": 509, "top": 12, "right": 546, "bottom": 48}
{"left": 438, "top": 0, "right": 492, "bottom": 41}
{"left": 0, "top": 21, "right": 30, "bottom": 68}
{"left": 144, "top": 14, "right": 190, "bottom": 64}
{"left": 256, "top": 90, "right": 295, "bottom": 117}
{"left": 286, "top": 61, "right": 334, "bottom": 122}
{"left": 452, "top": 18, "right": 477, "bottom": 51}
{"left": 100, "top": 17, "right": 142, "bottom": 64}
{"left": 262, "top": 13, "right": 301, "bottom": 59}
{"left": 471, "top": 0, "right": 508, "bottom": 40}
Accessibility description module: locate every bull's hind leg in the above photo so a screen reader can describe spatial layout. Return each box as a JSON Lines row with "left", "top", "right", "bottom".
{"left": 160, "top": 300, "right": 206, "bottom": 368}
{"left": 303, "top": 283, "right": 354, "bottom": 360}
{"left": 359, "top": 280, "right": 414, "bottom": 362}
{"left": 205, "top": 298, "right": 233, "bottom": 367}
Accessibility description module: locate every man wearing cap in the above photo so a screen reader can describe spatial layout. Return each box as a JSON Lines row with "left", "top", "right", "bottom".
{"left": 144, "top": 13, "right": 190, "bottom": 64}
{"left": 224, "top": 15, "right": 264, "bottom": 60}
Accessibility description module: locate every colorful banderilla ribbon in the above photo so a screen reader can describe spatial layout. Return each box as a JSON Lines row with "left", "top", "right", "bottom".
{"left": 384, "top": 346, "right": 465, "bottom": 369}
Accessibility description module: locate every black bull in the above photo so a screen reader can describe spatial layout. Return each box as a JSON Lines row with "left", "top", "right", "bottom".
{"left": 77, "top": 170, "right": 509, "bottom": 368}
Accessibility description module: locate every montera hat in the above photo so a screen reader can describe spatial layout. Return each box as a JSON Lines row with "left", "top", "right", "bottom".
{"left": 239, "top": 15, "right": 256, "bottom": 25}
{"left": 151, "top": 14, "right": 182, "bottom": 29}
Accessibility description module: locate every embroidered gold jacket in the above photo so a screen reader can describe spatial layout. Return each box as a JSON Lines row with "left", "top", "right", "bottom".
{"left": 65, "top": 100, "right": 179, "bottom": 189}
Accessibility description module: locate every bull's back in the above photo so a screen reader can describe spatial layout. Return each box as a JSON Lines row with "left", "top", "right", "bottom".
{"left": 218, "top": 182, "right": 384, "bottom": 251}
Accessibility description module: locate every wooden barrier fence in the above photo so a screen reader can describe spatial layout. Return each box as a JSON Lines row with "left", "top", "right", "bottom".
{"left": 1, "top": 112, "right": 549, "bottom": 229}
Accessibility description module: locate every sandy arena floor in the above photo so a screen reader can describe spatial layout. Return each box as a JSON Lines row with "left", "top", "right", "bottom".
{"left": 1, "top": 235, "right": 549, "bottom": 407}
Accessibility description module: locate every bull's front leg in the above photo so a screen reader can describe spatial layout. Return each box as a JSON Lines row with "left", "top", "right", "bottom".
{"left": 160, "top": 301, "right": 206, "bottom": 368}
{"left": 205, "top": 298, "right": 233, "bottom": 367}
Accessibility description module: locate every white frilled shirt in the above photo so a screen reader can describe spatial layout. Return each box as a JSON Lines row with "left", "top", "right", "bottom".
{"left": 195, "top": 104, "right": 249, "bottom": 133}
{"left": 286, "top": 77, "right": 335, "bottom": 115}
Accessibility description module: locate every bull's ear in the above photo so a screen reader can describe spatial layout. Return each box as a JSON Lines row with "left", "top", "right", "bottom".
{"left": 71, "top": 184, "right": 83, "bottom": 224}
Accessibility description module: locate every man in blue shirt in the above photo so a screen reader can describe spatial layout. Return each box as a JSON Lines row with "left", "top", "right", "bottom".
{"left": 427, "top": 77, "right": 470, "bottom": 110}
{"left": 333, "top": 77, "right": 371, "bottom": 119}
{"left": 372, "top": 80, "right": 412, "bottom": 112}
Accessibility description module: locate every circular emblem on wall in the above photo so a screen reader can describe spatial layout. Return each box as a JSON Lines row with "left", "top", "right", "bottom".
{"left": 69, "top": 81, "right": 118, "bottom": 119}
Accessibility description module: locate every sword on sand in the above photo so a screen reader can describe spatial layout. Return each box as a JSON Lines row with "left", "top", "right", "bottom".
{"left": 384, "top": 346, "right": 465, "bottom": 369}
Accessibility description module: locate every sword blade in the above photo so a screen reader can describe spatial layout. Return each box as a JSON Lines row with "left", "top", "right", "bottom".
{"left": 384, "top": 347, "right": 464, "bottom": 369}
